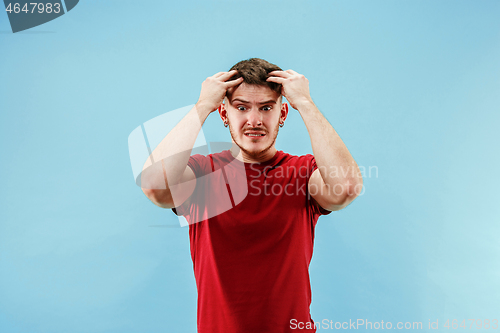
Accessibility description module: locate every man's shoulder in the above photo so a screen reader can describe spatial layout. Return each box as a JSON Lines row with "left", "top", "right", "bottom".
{"left": 188, "top": 150, "right": 233, "bottom": 174}
{"left": 275, "top": 150, "right": 315, "bottom": 166}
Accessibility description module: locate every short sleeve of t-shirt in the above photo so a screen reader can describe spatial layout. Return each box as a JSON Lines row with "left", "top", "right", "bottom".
{"left": 306, "top": 154, "right": 333, "bottom": 217}
{"left": 171, "top": 154, "right": 211, "bottom": 217}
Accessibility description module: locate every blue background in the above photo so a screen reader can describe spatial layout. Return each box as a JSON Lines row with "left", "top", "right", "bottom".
{"left": 1, "top": 0, "right": 499, "bottom": 332}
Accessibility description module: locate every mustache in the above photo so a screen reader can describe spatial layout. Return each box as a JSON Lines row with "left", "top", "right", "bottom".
{"left": 243, "top": 127, "right": 267, "bottom": 132}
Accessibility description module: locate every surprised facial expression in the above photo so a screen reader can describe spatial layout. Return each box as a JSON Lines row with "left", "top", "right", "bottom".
{"left": 221, "top": 83, "right": 287, "bottom": 161}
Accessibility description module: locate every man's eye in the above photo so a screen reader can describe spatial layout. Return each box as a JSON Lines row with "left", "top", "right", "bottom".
{"left": 237, "top": 106, "right": 246, "bottom": 111}
{"left": 262, "top": 106, "right": 272, "bottom": 111}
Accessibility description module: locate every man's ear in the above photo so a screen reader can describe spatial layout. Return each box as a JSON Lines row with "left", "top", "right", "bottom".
{"left": 280, "top": 102, "right": 289, "bottom": 123}
{"left": 219, "top": 101, "right": 227, "bottom": 123}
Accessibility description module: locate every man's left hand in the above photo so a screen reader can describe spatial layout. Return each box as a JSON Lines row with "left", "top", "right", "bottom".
{"left": 266, "top": 70, "right": 313, "bottom": 110}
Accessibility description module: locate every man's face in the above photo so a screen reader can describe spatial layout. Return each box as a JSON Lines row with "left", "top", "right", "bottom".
{"left": 221, "top": 83, "right": 288, "bottom": 160}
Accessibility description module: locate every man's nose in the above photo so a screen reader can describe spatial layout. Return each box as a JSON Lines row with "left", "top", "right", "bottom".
{"left": 246, "top": 108, "right": 262, "bottom": 127}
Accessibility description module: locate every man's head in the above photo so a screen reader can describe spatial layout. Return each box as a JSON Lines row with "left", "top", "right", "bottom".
{"left": 219, "top": 58, "right": 288, "bottom": 161}
{"left": 226, "top": 58, "right": 283, "bottom": 100}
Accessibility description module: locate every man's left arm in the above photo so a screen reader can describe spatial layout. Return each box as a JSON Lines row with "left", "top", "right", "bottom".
{"left": 267, "top": 70, "right": 363, "bottom": 211}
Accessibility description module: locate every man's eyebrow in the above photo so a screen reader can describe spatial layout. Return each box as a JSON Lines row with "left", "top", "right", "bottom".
{"left": 258, "top": 99, "right": 278, "bottom": 105}
{"left": 231, "top": 98, "right": 278, "bottom": 104}
{"left": 231, "top": 98, "right": 250, "bottom": 104}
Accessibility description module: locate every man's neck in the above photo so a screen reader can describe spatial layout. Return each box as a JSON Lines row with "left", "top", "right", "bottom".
{"left": 230, "top": 145, "right": 277, "bottom": 164}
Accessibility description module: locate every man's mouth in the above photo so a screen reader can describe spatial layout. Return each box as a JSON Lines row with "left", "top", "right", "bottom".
{"left": 244, "top": 131, "right": 266, "bottom": 138}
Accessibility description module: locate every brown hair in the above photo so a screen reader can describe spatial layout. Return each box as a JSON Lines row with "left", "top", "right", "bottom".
{"left": 227, "top": 58, "right": 282, "bottom": 95}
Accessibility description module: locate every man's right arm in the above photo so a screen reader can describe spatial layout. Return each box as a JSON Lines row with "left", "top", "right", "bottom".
{"left": 140, "top": 70, "right": 243, "bottom": 209}
{"left": 140, "top": 105, "right": 206, "bottom": 209}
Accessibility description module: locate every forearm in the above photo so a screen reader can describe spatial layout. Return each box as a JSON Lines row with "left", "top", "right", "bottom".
{"left": 297, "top": 101, "right": 363, "bottom": 196}
{"left": 141, "top": 104, "right": 211, "bottom": 190}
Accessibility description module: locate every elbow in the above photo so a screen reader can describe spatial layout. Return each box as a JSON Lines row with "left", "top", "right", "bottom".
{"left": 344, "top": 179, "right": 364, "bottom": 206}
{"left": 325, "top": 179, "right": 363, "bottom": 211}
{"left": 351, "top": 176, "right": 363, "bottom": 198}
{"left": 142, "top": 188, "right": 174, "bottom": 209}
{"left": 345, "top": 178, "right": 363, "bottom": 203}
{"left": 325, "top": 194, "right": 351, "bottom": 211}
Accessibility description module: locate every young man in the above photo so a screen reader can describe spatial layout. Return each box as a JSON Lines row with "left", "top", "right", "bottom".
{"left": 141, "top": 58, "right": 363, "bottom": 332}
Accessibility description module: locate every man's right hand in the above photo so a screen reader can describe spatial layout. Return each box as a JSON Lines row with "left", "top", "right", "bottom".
{"left": 196, "top": 70, "right": 244, "bottom": 114}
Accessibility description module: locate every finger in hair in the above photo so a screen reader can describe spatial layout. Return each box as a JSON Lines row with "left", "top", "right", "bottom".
{"left": 225, "top": 76, "right": 244, "bottom": 86}
{"left": 266, "top": 76, "right": 285, "bottom": 83}
{"left": 268, "top": 70, "right": 290, "bottom": 78}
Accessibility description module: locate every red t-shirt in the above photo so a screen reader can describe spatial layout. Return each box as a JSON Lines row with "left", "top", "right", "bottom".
{"left": 173, "top": 150, "right": 331, "bottom": 333}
